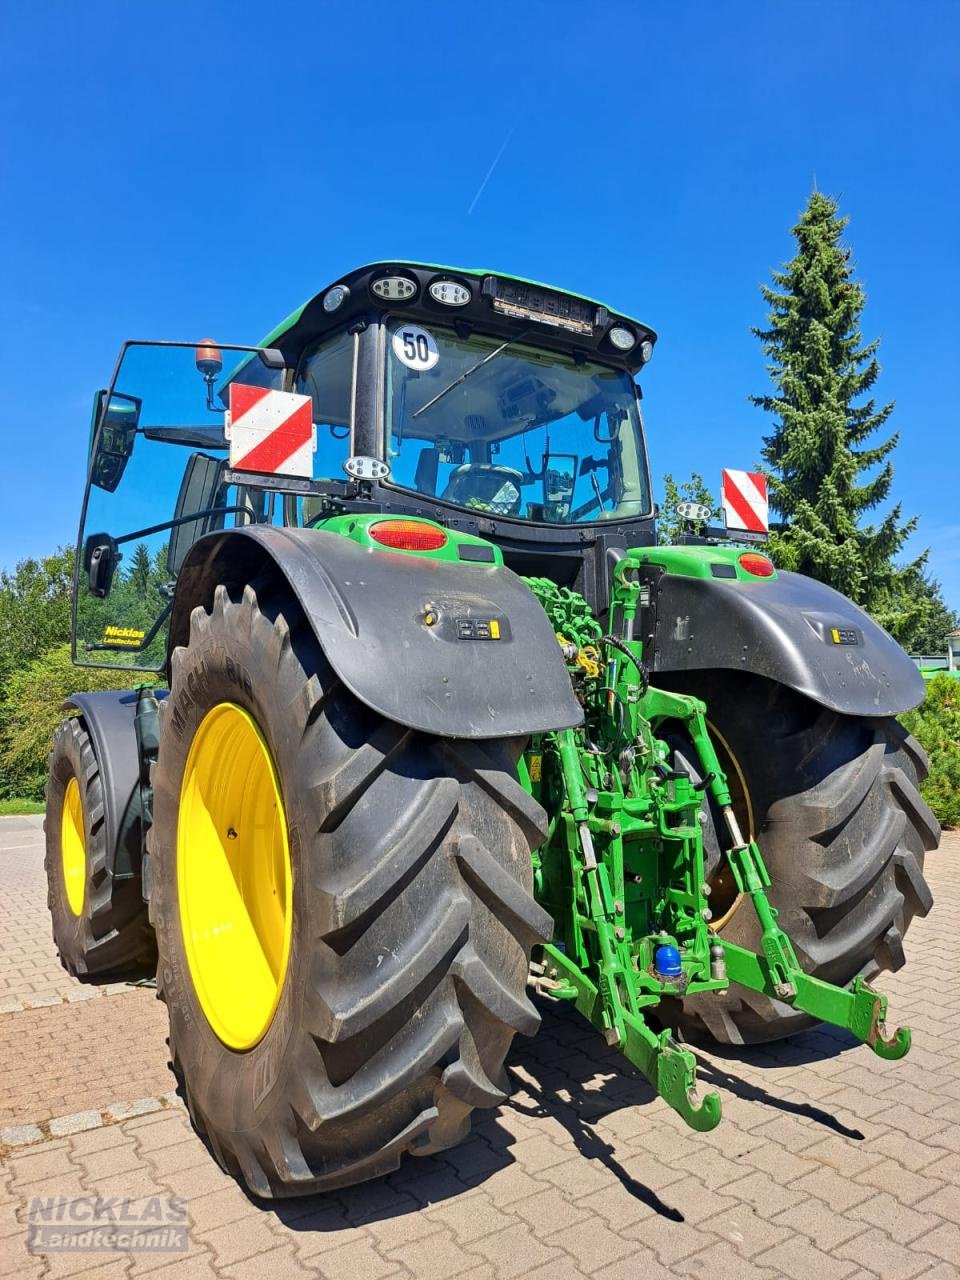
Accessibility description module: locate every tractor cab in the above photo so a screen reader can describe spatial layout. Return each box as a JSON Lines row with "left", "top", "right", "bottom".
{"left": 75, "top": 263, "right": 659, "bottom": 669}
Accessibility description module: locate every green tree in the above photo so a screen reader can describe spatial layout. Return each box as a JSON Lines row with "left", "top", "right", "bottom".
{"left": 0, "top": 644, "right": 136, "bottom": 800}
{"left": 871, "top": 568, "right": 959, "bottom": 655}
{"left": 752, "top": 192, "right": 921, "bottom": 608}
{"left": 128, "top": 542, "right": 154, "bottom": 597}
{"left": 0, "top": 547, "right": 75, "bottom": 692}
{"left": 657, "top": 472, "right": 721, "bottom": 544}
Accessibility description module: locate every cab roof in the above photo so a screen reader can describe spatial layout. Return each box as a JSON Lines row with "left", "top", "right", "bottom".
{"left": 256, "top": 261, "right": 657, "bottom": 373}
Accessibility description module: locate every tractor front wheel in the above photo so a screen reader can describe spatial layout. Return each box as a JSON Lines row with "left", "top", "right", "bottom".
{"left": 147, "top": 581, "right": 550, "bottom": 1197}
{"left": 667, "top": 673, "right": 939, "bottom": 1045}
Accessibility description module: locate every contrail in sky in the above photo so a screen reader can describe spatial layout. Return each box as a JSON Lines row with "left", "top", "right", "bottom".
{"left": 467, "top": 124, "right": 517, "bottom": 215}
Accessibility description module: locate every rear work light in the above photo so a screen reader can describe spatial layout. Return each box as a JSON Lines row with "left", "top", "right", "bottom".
{"left": 369, "top": 520, "right": 447, "bottom": 552}
{"left": 738, "top": 552, "right": 775, "bottom": 578}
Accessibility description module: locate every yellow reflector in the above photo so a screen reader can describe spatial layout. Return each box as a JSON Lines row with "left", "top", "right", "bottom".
{"left": 61, "top": 776, "right": 85, "bottom": 917}
{"left": 177, "top": 703, "right": 292, "bottom": 1050}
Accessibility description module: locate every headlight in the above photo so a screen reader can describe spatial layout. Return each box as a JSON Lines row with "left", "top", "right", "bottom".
{"left": 371, "top": 275, "right": 418, "bottom": 302}
{"left": 428, "top": 279, "right": 471, "bottom": 307}
{"left": 608, "top": 325, "right": 636, "bottom": 351}
{"left": 322, "top": 285, "right": 349, "bottom": 312}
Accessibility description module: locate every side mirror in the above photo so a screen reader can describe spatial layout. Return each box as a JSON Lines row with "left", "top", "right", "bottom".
{"left": 83, "top": 532, "right": 119, "bottom": 598}
{"left": 544, "top": 452, "right": 577, "bottom": 519}
{"left": 89, "top": 391, "right": 141, "bottom": 492}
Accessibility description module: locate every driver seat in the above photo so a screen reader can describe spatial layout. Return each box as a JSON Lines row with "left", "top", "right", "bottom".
{"left": 441, "top": 465, "right": 524, "bottom": 515}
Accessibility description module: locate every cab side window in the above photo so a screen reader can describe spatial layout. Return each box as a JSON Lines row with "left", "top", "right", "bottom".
{"left": 296, "top": 330, "right": 355, "bottom": 480}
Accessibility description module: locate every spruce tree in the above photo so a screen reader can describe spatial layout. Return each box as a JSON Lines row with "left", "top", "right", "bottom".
{"left": 752, "top": 192, "right": 920, "bottom": 607}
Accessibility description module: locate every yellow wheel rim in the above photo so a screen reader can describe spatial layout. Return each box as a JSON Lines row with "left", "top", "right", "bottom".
{"left": 177, "top": 702, "right": 293, "bottom": 1050}
{"left": 61, "top": 776, "right": 86, "bottom": 917}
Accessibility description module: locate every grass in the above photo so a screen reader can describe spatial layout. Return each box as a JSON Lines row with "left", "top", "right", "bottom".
{"left": 0, "top": 798, "right": 44, "bottom": 816}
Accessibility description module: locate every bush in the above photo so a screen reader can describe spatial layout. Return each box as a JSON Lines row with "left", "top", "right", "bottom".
{"left": 901, "top": 675, "right": 960, "bottom": 830}
{"left": 0, "top": 645, "right": 139, "bottom": 802}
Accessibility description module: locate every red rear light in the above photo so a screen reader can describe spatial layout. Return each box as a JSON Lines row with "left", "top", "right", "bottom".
{"left": 738, "top": 552, "right": 775, "bottom": 578}
{"left": 369, "top": 520, "right": 447, "bottom": 552}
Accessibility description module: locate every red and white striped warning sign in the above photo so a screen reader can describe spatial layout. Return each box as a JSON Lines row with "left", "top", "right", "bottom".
{"left": 721, "top": 469, "right": 768, "bottom": 534}
{"left": 227, "top": 383, "right": 315, "bottom": 477}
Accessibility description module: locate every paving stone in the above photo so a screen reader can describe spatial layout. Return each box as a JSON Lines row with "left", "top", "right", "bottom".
{"left": 700, "top": 1203, "right": 795, "bottom": 1258}
{"left": 193, "top": 1215, "right": 285, "bottom": 1268}
{"left": 63, "top": 987, "right": 101, "bottom": 1004}
{"left": 623, "top": 1213, "right": 722, "bottom": 1266}
{"left": 834, "top": 1227, "right": 941, "bottom": 1280}
{"left": 186, "top": 1185, "right": 256, "bottom": 1233}
{"left": 106, "top": 1096, "right": 164, "bottom": 1121}
{"left": 720, "top": 1168, "right": 805, "bottom": 1217}
{"left": 0, "top": 1123, "right": 43, "bottom": 1146}
{"left": 311, "top": 1238, "right": 401, "bottom": 1280}
{"left": 848, "top": 1190, "right": 944, "bottom": 1244}
{"left": 472, "top": 1223, "right": 565, "bottom": 1278}
{"left": 425, "top": 1191, "right": 521, "bottom": 1243}
{"left": 772, "top": 1200, "right": 865, "bottom": 1251}
{"left": 550, "top": 1212, "right": 641, "bottom": 1271}
{"left": 519, "top": 1261, "right": 591, "bottom": 1280}
{"left": 593, "top": 1252, "right": 673, "bottom": 1280}
{"left": 911, "top": 1183, "right": 960, "bottom": 1227}
{"left": 853, "top": 1158, "right": 946, "bottom": 1205}
{"left": 48, "top": 1110, "right": 102, "bottom": 1137}
{"left": 675, "top": 1240, "right": 781, "bottom": 1279}
{"left": 789, "top": 1164, "right": 875, "bottom": 1212}
{"left": 907, "top": 1220, "right": 960, "bottom": 1265}
{"left": 220, "top": 1244, "right": 315, "bottom": 1279}
{"left": 755, "top": 1236, "right": 858, "bottom": 1280}
{"left": 565, "top": 1182, "right": 651, "bottom": 1232}
{"left": 382, "top": 1228, "right": 480, "bottom": 1280}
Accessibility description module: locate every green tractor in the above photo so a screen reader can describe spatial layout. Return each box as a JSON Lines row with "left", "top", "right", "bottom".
{"left": 46, "top": 263, "right": 939, "bottom": 1196}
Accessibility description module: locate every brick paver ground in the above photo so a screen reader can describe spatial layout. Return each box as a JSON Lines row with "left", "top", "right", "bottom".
{"left": 1, "top": 816, "right": 957, "bottom": 1279}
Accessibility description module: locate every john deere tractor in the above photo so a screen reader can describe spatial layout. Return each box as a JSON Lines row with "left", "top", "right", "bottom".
{"left": 46, "top": 263, "right": 939, "bottom": 1196}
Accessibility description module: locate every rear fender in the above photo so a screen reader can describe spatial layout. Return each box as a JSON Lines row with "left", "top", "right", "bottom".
{"left": 169, "top": 526, "right": 584, "bottom": 739}
{"left": 63, "top": 690, "right": 166, "bottom": 881}
{"left": 648, "top": 568, "right": 925, "bottom": 716}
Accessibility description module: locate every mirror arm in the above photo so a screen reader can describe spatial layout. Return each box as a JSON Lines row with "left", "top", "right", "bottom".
{"left": 112, "top": 504, "right": 253, "bottom": 548}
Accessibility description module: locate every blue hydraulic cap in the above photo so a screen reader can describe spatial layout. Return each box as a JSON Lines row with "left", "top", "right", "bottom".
{"left": 654, "top": 944, "right": 683, "bottom": 978}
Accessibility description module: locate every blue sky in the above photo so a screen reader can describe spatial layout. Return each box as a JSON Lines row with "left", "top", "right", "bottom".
{"left": 1, "top": 2, "right": 957, "bottom": 608}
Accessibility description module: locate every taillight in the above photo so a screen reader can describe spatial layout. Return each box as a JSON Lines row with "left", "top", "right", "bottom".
{"left": 738, "top": 552, "right": 775, "bottom": 578}
{"left": 369, "top": 520, "right": 447, "bottom": 552}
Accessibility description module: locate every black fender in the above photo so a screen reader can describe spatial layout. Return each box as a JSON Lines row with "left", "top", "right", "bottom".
{"left": 62, "top": 690, "right": 168, "bottom": 880}
{"left": 169, "top": 526, "right": 584, "bottom": 739}
{"left": 649, "top": 568, "right": 926, "bottom": 717}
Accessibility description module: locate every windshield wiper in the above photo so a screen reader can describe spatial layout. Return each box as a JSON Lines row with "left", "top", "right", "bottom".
{"left": 412, "top": 332, "right": 526, "bottom": 420}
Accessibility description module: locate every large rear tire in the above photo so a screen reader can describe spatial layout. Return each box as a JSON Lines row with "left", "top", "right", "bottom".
{"left": 664, "top": 673, "right": 939, "bottom": 1045}
{"left": 147, "top": 581, "right": 550, "bottom": 1197}
{"left": 44, "top": 717, "right": 156, "bottom": 980}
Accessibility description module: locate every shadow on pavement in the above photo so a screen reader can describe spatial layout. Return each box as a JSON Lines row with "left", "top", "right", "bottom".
{"left": 228, "top": 993, "right": 866, "bottom": 1232}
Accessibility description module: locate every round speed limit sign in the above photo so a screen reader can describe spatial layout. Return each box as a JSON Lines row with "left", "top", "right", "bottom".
{"left": 392, "top": 325, "right": 439, "bottom": 372}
